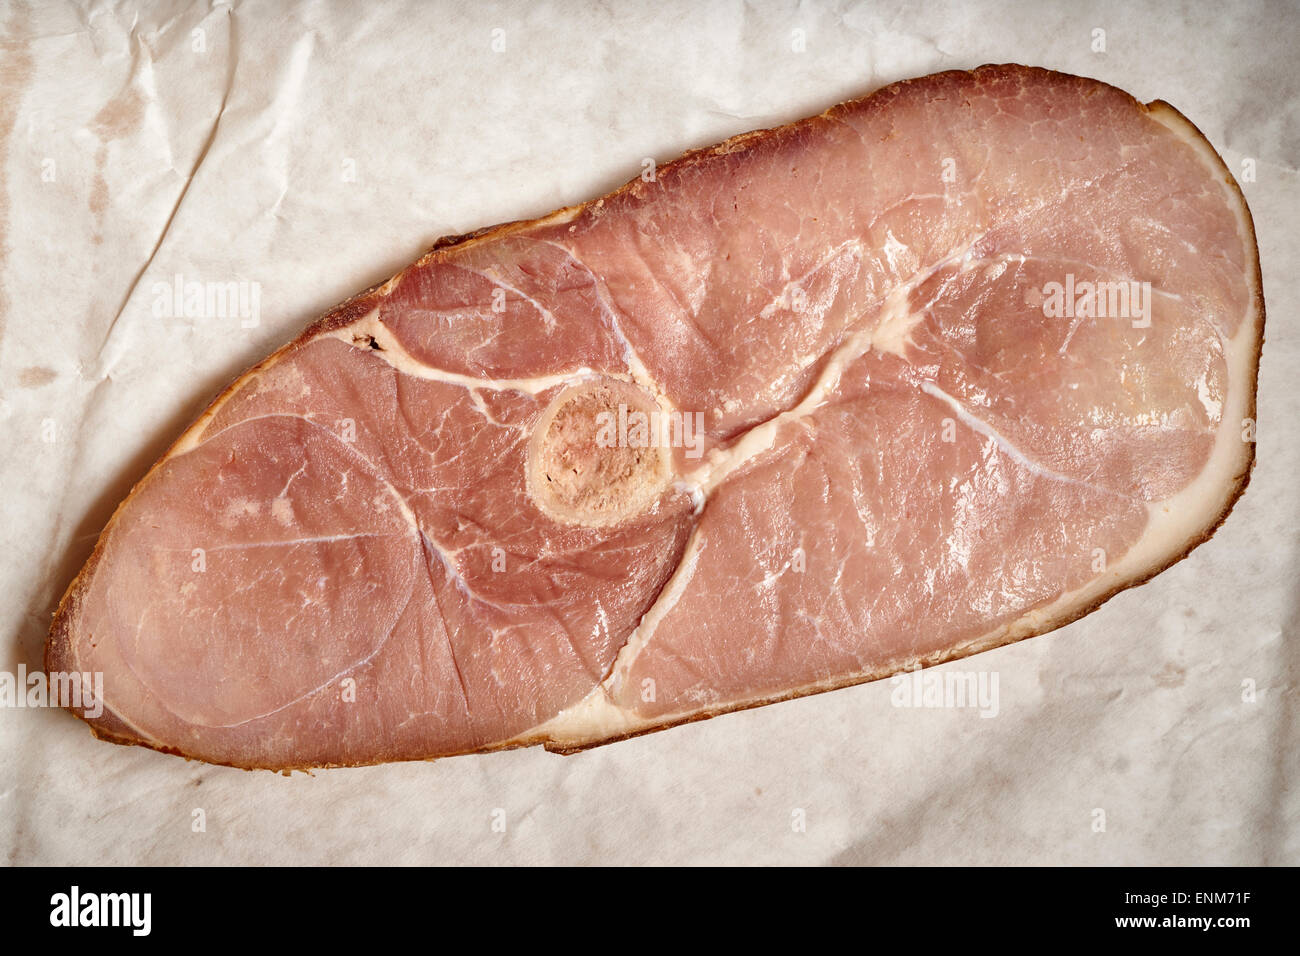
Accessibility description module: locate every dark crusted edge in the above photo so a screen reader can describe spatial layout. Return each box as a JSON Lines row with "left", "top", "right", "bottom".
{"left": 45, "top": 63, "right": 1264, "bottom": 773}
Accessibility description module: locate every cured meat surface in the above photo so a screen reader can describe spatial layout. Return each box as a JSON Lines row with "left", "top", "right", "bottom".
{"left": 48, "top": 65, "right": 1263, "bottom": 770}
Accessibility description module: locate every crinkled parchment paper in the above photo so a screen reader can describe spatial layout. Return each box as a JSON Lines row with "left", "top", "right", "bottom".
{"left": 1, "top": 0, "right": 1295, "bottom": 865}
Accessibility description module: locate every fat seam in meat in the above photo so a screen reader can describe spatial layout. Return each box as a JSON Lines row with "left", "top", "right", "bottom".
{"left": 47, "top": 65, "right": 1264, "bottom": 770}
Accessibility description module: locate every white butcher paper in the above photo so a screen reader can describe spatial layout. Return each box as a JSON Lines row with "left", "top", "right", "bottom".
{"left": 0, "top": 0, "right": 1295, "bottom": 865}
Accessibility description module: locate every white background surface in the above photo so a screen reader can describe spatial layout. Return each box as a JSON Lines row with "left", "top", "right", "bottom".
{"left": 1, "top": 0, "right": 1295, "bottom": 865}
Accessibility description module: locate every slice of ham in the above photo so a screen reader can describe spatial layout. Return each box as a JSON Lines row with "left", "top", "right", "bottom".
{"left": 48, "top": 65, "right": 1263, "bottom": 770}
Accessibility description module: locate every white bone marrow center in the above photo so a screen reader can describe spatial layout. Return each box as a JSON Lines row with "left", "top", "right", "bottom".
{"left": 526, "top": 378, "right": 674, "bottom": 527}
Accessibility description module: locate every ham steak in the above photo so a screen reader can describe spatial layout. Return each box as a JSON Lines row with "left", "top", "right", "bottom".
{"left": 48, "top": 65, "right": 1263, "bottom": 770}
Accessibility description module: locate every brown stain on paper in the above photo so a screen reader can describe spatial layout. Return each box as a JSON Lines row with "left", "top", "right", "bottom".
{"left": 18, "top": 365, "right": 56, "bottom": 387}
{"left": 0, "top": 1, "right": 34, "bottom": 347}
{"left": 89, "top": 82, "right": 147, "bottom": 242}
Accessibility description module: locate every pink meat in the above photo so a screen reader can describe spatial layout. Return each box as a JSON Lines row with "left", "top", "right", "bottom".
{"left": 48, "top": 65, "right": 1262, "bottom": 769}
